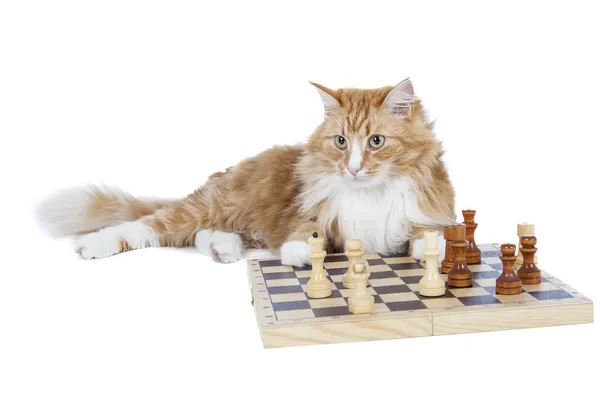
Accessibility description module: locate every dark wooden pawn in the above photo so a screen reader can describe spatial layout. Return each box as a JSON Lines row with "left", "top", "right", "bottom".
{"left": 441, "top": 225, "right": 454, "bottom": 274}
{"left": 447, "top": 224, "right": 473, "bottom": 287}
{"left": 463, "top": 210, "right": 481, "bottom": 264}
{"left": 496, "top": 244, "right": 522, "bottom": 295}
{"left": 517, "top": 236, "right": 541, "bottom": 285}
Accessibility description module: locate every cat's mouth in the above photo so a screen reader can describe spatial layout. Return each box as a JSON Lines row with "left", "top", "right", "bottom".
{"left": 345, "top": 174, "right": 382, "bottom": 188}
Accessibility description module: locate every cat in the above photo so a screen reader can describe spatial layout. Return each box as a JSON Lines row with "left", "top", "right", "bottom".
{"left": 36, "top": 78, "right": 456, "bottom": 267}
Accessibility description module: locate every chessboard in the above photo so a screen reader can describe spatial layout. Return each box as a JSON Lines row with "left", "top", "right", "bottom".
{"left": 247, "top": 243, "right": 593, "bottom": 348}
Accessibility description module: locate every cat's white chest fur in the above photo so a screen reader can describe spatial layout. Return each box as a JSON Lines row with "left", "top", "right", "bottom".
{"left": 319, "top": 177, "right": 441, "bottom": 253}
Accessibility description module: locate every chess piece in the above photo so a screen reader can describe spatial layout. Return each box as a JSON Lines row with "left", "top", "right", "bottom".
{"left": 343, "top": 239, "right": 368, "bottom": 289}
{"left": 496, "top": 244, "right": 522, "bottom": 295}
{"left": 515, "top": 223, "right": 538, "bottom": 270}
{"left": 441, "top": 225, "right": 455, "bottom": 274}
{"left": 307, "top": 232, "right": 332, "bottom": 298}
{"left": 447, "top": 224, "right": 473, "bottom": 287}
{"left": 463, "top": 210, "right": 481, "bottom": 264}
{"left": 517, "top": 235, "right": 541, "bottom": 285}
{"left": 348, "top": 262, "right": 374, "bottom": 314}
{"left": 419, "top": 231, "right": 446, "bottom": 297}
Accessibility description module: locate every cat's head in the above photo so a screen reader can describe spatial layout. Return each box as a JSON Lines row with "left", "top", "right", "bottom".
{"left": 303, "top": 79, "right": 442, "bottom": 188}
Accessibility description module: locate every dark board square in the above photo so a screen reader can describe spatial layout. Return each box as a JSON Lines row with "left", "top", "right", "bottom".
{"left": 370, "top": 271, "right": 398, "bottom": 280}
{"left": 334, "top": 282, "right": 345, "bottom": 290}
{"left": 325, "top": 255, "right": 348, "bottom": 263}
{"left": 259, "top": 259, "right": 283, "bottom": 268}
{"left": 528, "top": 290, "right": 573, "bottom": 301}
{"left": 483, "top": 286, "right": 497, "bottom": 295}
{"left": 373, "top": 284, "right": 411, "bottom": 295}
{"left": 386, "top": 300, "right": 428, "bottom": 312}
{"left": 298, "top": 276, "right": 332, "bottom": 285}
{"left": 268, "top": 285, "right": 304, "bottom": 295}
{"left": 314, "top": 306, "right": 352, "bottom": 318}
{"left": 367, "top": 258, "right": 387, "bottom": 266}
{"left": 263, "top": 272, "right": 297, "bottom": 280}
{"left": 326, "top": 268, "right": 347, "bottom": 276}
{"left": 388, "top": 262, "right": 423, "bottom": 271}
{"left": 273, "top": 300, "right": 311, "bottom": 312}
{"left": 400, "top": 275, "right": 424, "bottom": 285}
{"left": 298, "top": 277, "right": 310, "bottom": 285}
{"left": 472, "top": 270, "right": 501, "bottom": 279}
{"left": 488, "top": 263, "right": 503, "bottom": 271}
{"left": 293, "top": 264, "right": 312, "bottom": 271}
{"left": 329, "top": 290, "right": 343, "bottom": 299}
{"left": 459, "top": 295, "right": 501, "bottom": 306}
{"left": 481, "top": 251, "right": 500, "bottom": 258}
{"left": 373, "top": 295, "right": 384, "bottom": 304}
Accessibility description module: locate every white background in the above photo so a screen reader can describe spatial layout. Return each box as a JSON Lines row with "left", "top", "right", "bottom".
{"left": 1, "top": 1, "right": 599, "bottom": 399}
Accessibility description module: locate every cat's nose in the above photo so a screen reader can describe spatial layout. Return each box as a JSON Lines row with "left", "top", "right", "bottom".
{"left": 347, "top": 166, "right": 361, "bottom": 177}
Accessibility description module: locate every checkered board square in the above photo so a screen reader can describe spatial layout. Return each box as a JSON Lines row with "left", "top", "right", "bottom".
{"left": 248, "top": 243, "right": 593, "bottom": 348}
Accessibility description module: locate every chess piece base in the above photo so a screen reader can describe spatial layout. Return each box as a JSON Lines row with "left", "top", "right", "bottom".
{"left": 496, "top": 278, "right": 522, "bottom": 295}
{"left": 466, "top": 254, "right": 481, "bottom": 264}
{"left": 447, "top": 277, "right": 472, "bottom": 288}
{"left": 441, "top": 262, "right": 452, "bottom": 274}
{"left": 496, "top": 285, "right": 523, "bottom": 295}
{"left": 519, "top": 276, "right": 541, "bottom": 285}
{"left": 518, "top": 268, "right": 541, "bottom": 285}
{"left": 307, "top": 280, "right": 332, "bottom": 298}
{"left": 419, "top": 283, "right": 446, "bottom": 297}
{"left": 348, "top": 297, "right": 375, "bottom": 314}
{"left": 343, "top": 275, "right": 354, "bottom": 289}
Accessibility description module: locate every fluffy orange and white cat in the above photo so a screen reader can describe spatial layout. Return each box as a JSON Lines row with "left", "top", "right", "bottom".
{"left": 36, "top": 79, "right": 456, "bottom": 266}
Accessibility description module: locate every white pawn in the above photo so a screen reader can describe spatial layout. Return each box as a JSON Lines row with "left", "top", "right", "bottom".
{"left": 307, "top": 232, "right": 331, "bottom": 299}
{"left": 343, "top": 239, "right": 369, "bottom": 289}
{"left": 348, "top": 262, "right": 374, "bottom": 314}
{"left": 418, "top": 231, "right": 446, "bottom": 297}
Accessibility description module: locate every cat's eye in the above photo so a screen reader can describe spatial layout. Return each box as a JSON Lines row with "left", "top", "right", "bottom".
{"left": 369, "top": 135, "right": 385, "bottom": 149}
{"left": 334, "top": 135, "right": 348, "bottom": 149}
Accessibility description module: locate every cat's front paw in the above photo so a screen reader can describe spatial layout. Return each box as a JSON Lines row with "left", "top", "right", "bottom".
{"left": 210, "top": 231, "right": 243, "bottom": 263}
{"left": 195, "top": 230, "right": 244, "bottom": 263}
{"left": 280, "top": 241, "right": 311, "bottom": 267}
{"left": 410, "top": 235, "right": 446, "bottom": 261}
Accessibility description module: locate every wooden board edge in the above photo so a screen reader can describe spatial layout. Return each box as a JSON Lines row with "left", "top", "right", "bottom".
{"left": 432, "top": 300, "right": 593, "bottom": 336}
{"left": 260, "top": 313, "right": 434, "bottom": 348}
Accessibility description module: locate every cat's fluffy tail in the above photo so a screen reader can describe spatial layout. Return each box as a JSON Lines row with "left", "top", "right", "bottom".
{"left": 35, "top": 185, "right": 176, "bottom": 237}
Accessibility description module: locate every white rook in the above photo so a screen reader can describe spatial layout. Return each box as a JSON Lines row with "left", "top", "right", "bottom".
{"left": 419, "top": 231, "right": 446, "bottom": 297}
{"left": 425, "top": 230, "right": 437, "bottom": 249}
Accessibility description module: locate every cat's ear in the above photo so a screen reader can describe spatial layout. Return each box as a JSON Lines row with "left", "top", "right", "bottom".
{"left": 383, "top": 78, "right": 415, "bottom": 117}
{"left": 310, "top": 82, "right": 341, "bottom": 118}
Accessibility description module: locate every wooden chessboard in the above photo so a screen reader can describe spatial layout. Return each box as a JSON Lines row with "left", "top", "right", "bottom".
{"left": 247, "top": 243, "right": 593, "bottom": 348}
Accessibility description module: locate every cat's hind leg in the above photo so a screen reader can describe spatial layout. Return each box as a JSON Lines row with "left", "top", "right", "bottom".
{"left": 75, "top": 220, "right": 161, "bottom": 259}
{"left": 75, "top": 193, "right": 211, "bottom": 259}
{"left": 76, "top": 223, "right": 246, "bottom": 263}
